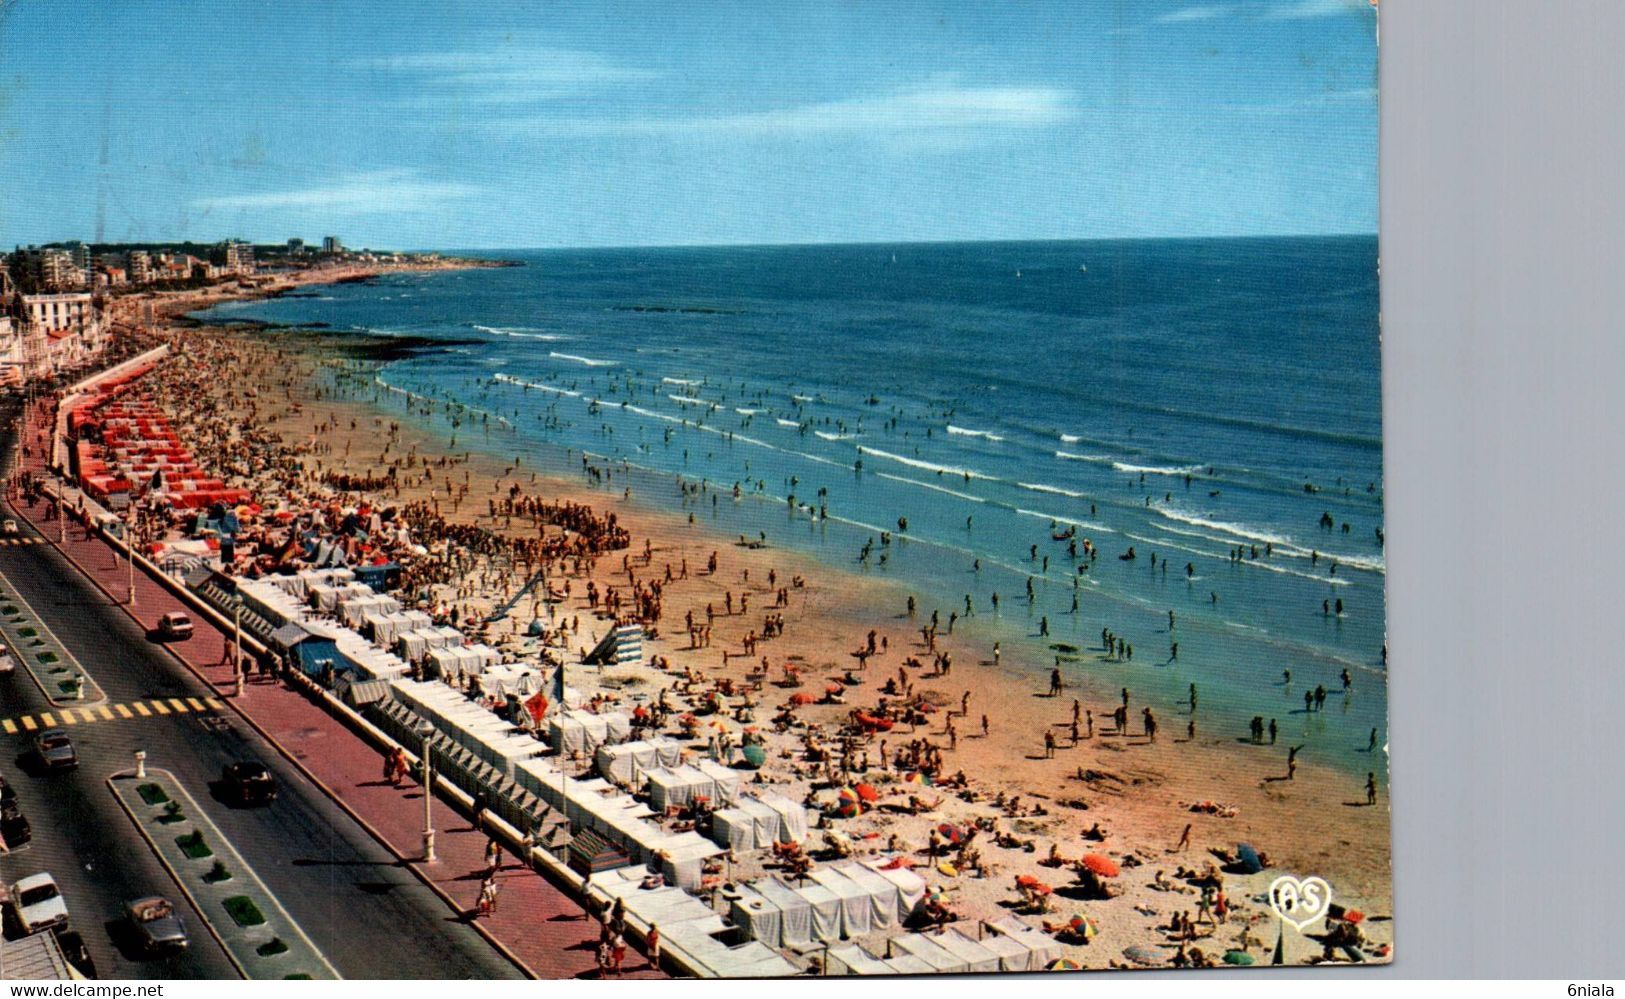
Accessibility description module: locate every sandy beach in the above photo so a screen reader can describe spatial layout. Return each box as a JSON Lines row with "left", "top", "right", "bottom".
{"left": 76, "top": 264, "right": 1392, "bottom": 970}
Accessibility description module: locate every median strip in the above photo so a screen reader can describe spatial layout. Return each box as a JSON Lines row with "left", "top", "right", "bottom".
{"left": 108, "top": 767, "right": 340, "bottom": 980}
{"left": 0, "top": 568, "right": 107, "bottom": 705}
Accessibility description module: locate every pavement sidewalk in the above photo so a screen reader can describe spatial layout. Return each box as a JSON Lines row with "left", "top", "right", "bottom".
{"left": 10, "top": 400, "right": 664, "bottom": 980}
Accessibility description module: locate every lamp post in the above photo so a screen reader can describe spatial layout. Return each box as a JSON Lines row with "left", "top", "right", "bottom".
{"left": 233, "top": 605, "right": 245, "bottom": 698}
{"left": 134, "top": 750, "right": 147, "bottom": 779}
{"left": 124, "top": 519, "right": 136, "bottom": 605}
{"left": 417, "top": 721, "right": 437, "bottom": 863}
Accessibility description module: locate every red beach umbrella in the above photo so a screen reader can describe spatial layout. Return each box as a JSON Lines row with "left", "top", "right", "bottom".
{"left": 854, "top": 783, "right": 880, "bottom": 804}
{"left": 1081, "top": 854, "right": 1120, "bottom": 878}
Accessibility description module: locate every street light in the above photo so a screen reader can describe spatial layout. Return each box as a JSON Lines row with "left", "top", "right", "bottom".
{"left": 416, "top": 721, "right": 436, "bottom": 863}
{"left": 233, "top": 604, "right": 245, "bottom": 698}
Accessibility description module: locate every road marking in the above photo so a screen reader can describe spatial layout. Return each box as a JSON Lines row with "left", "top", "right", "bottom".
{"left": 57, "top": 711, "right": 76, "bottom": 726}
{"left": 38, "top": 711, "right": 55, "bottom": 727}
{"left": 1, "top": 719, "right": 14, "bottom": 734}
{"left": 186, "top": 697, "right": 207, "bottom": 712}
{"left": 205, "top": 697, "right": 224, "bottom": 710}
{"left": 96, "top": 706, "right": 114, "bottom": 721}
{"left": 146, "top": 701, "right": 166, "bottom": 716}
{"left": 21, "top": 715, "right": 37, "bottom": 730}
{"left": 119, "top": 703, "right": 137, "bottom": 718}
{"left": 167, "top": 698, "right": 189, "bottom": 713}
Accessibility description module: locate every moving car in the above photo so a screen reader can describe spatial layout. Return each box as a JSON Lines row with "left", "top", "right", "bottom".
{"left": 123, "top": 896, "right": 188, "bottom": 955}
{"left": 1, "top": 519, "right": 17, "bottom": 535}
{"left": 0, "top": 643, "right": 14, "bottom": 675}
{"left": 156, "top": 611, "right": 194, "bottom": 640}
{"left": 221, "top": 761, "right": 278, "bottom": 805}
{"left": 33, "top": 729, "right": 78, "bottom": 771}
{"left": 6, "top": 872, "right": 68, "bottom": 934}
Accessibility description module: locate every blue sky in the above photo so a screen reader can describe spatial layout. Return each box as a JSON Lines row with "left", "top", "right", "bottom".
{"left": 0, "top": 0, "right": 1377, "bottom": 249}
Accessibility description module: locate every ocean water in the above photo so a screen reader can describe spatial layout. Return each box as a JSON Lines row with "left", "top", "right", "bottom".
{"left": 201, "top": 237, "right": 1386, "bottom": 775}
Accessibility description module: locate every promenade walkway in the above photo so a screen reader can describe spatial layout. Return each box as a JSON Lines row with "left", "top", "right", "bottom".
{"left": 9, "top": 398, "right": 664, "bottom": 980}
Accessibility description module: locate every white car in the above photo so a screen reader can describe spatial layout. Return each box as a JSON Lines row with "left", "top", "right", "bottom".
{"left": 0, "top": 645, "right": 13, "bottom": 675}
{"left": 7, "top": 872, "right": 69, "bottom": 934}
{"left": 0, "top": 519, "right": 16, "bottom": 535}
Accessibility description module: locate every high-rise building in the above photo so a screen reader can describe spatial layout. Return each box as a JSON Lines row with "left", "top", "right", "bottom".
{"left": 213, "top": 240, "right": 255, "bottom": 275}
{"left": 126, "top": 250, "right": 153, "bottom": 283}
{"left": 322, "top": 236, "right": 342, "bottom": 254}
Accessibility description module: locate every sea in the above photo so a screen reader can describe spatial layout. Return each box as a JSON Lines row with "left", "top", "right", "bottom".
{"left": 198, "top": 236, "right": 1387, "bottom": 775}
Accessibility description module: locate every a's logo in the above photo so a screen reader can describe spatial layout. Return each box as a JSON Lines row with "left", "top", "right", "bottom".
{"left": 1268, "top": 875, "right": 1333, "bottom": 931}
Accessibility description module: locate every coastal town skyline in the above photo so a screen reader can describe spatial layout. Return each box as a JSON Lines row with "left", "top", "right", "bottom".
{"left": 3, "top": 1, "right": 1377, "bottom": 250}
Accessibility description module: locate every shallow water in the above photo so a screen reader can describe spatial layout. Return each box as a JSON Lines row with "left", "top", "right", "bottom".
{"left": 201, "top": 236, "right": 1386, "bottom": 774}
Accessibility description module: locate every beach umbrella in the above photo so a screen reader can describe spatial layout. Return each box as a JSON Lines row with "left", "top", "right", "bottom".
{"left": 1047, "top": 959, "right": 1083, "bottom": 971}
{"left": 1122, "top": 946, "right": 1161, "bottom": 967}
{"left": 1236, "top": 843, "right": 1264, "bottom": 874}
{"left": 833, "top": 786, "right": 863, "bottom": 818}
{"left": 825, "top": 683, "right": 844, "bottom": 695}
{"left": 936, "top": 822, "right": 964, "bottom": 845}
{"left": 1343, "top": 910, "right": 1366, "bottom": 924}
{"left": 789, "top": 692, "right": 817, "bottom": 706}
{"left": 903, "top": 771, "right": 933, "bottom": 787}
{"left": 1068, "top": 915, "right": 1099, "bottom": 941}
{"left": 741, "top": 744, "right": 768, "bottom": 768}
{"left": 1081, "top": 853, "right": 1120, "bottom": 878}
{"left": 1223, "top": 951, "right": 1256, "bottom": 966}
{"left": 1016, "top": 874, "right": 1043, "bottom": 890}
{"left": 854, "top": 783, "right": 881, "bottom": 804}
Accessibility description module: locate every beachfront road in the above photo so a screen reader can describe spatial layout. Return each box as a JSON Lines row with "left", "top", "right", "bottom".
{"left": 0, "top": 421, "right": 521, "bottom": 980}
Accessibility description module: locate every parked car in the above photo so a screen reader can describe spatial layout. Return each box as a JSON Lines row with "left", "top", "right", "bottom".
{"left": 156, "top": 612, "right": 194, "bottom": 640}
{"left": 123, "top": 896, "right": 188, "bottom": 955}
{"left": 54, "top": 929, "right": 98, "bottom": 979}
{"left": 1, "top": 519, "right": 17, "bottom": 536}
{"left": 0, "top": 643, "right": 14, "bottom": 675}
{"left": 33, "top": 729, "right": 78, "bottom": 771}
{"left": 1, "top": 802, "right": 32, "bottom": 847}
{"left": 221, "top": 761, "right": 278, "bottom": 805}
{"left": 6, "top": 872, "right": 68, "bottom": 934}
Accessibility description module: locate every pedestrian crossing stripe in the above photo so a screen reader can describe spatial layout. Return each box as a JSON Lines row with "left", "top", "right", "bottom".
{"left": 0, "top": 538, "right": 41, "bottom": 546}
{"left": 0, "top": 698, "right": 223, "bottom": 736}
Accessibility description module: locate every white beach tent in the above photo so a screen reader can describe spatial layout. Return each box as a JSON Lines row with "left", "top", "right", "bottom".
{"left": 728, "top": 885, "right": 786, "bottom": 949}
{"left": 832, "top": 862, "right": 902, "bottom": 930}
{"left": 645, "top": 765, "right": 716, "bottom": 812}
{"left": 826, "top": 944, "right": 893, "bottom": 976}
{"left": 890, "top": 932, "right": 968, "bottom": 974}
{"left": 985, "top": 916, "right": 1064, "bottom": 972}
{"left": 861, "top": 859, "right": 927, "bottom": 919}
{"left": 759, "top": 792, "right": 810, "bottom": 845}
{"left": 710, "top": 795, "right": 784, "bottom": 852}
{"left": 794, "top": 882, "right": 842, "bottom": 943}
{"left": 692, "top": 759, "right": 742, "bottom": 806}
{"left": 881, "top": 953, "right": 937, "bottom": 975}
{"left": 807, "top": 866, "right": 874, "bottom": 938}
{"left": 595, "top": 738, "right": 683, "bottom": 786}
{"left": 931, "top": 927, "right": 1001, "bottom": 974}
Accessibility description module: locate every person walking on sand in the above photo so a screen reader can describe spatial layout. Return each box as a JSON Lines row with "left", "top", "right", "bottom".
{"left": 1143, "top": 707, "right": 1158, "bottom": 742}
{"left": 647, "top": 924, "right": 661, "bottom": 971}
{"left": 1368, "top": 727, "right": 1379, "bottom": 752}
{"left": 1269, "top": 718, "right": 1278, "bottom": 745}
{"left": 981, "top": 714, "right": 989, "bottom": 737}
{"left": 1050, "top": 668, "right": 1063, "bottom": 697}
{"left": 1287, "top": 745, "right": 1302, "bottom": 780}
{"left": 1086, "top": 710, "right": 1094, "bottom": 739}
{"left": 1175, "top": 822, "right": 1192, "bottom": 852}
{"left": 1044, "top": 730, "right": 1056, "bottom": 759}
{"left": 1366, "top": 772, "right": 1378, "bottom": 805}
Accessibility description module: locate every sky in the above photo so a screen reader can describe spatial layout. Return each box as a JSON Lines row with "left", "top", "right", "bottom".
{"left": 0, "top": 0, "right": 1378, "bottom": 250}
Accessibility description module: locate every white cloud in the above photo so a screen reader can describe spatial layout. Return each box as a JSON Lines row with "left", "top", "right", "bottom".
{"left": 1150, "top": 0, "right": 1372, "bottom": 24}
{"left": 359, "top": 47, "right": 657, "bottom": 104}
{"left": 513, "top": 86, "right": 1076, "bottom": 138}
{"left": 1156, "top": 5, "right": 1234, "bottom": 23}
{"left": 192, "top": 170, "right": 483, "bottom": 214}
